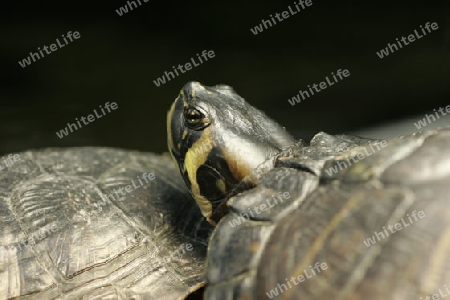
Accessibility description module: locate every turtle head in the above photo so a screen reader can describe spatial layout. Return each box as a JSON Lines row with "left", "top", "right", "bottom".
{"left": 167, "top": 81, "right": 295, "bottom": 224}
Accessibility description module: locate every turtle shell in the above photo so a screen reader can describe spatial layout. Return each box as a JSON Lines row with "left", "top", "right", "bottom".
{"left": 205, "top": 128, "right": 450, "bottom": 299}
{"left": 0, "top": 147, "right": 212, "bottom": 299}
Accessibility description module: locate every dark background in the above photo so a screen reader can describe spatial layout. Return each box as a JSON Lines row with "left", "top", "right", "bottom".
{"left": 1, "top": 0, "right": 449, "bottom": 156}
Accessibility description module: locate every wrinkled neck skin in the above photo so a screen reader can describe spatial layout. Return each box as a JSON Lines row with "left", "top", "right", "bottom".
{"left": 200, "top": 102, "right": 297, "bottom": 225}
{"left": 204, "top": 90, "right": 297, "bottom": 224}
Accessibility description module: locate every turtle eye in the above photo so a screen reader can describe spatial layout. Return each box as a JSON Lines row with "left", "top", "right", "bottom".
{"left": 184, "top": 107, "right": 208, "bottom": 130}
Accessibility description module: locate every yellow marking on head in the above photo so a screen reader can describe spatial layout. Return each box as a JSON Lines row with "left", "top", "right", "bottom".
{"left": 167, "top": 99, "right": 177, "bottom": 159}
{"left": 216, "top": 179, "right": 227, "bottom": 194}
{"left": 191, "top": 85, "right": 196, "bottom": 99}
{"left": 182, "top": 129, "right": 188, "bottom": 140}
{"left": 184, "top": 128, "right": 214, "bottom": 217}
{"left": 220, "top": 145, "right": 253, "bottom": 182}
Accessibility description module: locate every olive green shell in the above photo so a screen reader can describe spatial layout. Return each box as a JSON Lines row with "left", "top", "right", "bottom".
{"left": 205, "top": 127, "right": 450, "bottom": 300}
{"left": 0, "top": 148, "right": 212, "bottom": 299}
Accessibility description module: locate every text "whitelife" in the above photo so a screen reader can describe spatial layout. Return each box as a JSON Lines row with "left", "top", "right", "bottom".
{"left": 18, "top": 31, "right": 81, "bottom": 68}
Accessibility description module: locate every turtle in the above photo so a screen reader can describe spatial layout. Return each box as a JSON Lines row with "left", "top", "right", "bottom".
{"left": 0, "top": 147, "right": 213, "bottom": 299}
{"left": 167, "top": 81, "right": 450, "bottom": 299}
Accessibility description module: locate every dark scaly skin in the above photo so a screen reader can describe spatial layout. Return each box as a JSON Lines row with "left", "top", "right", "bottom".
{"left": 168, "top": 82, "right": 450, "bottom": 299}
